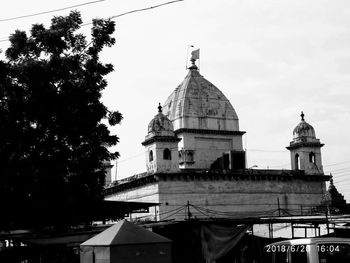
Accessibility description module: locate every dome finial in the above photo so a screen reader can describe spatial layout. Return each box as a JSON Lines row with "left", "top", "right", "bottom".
{"left": 188, "top": 48, "right": 199, "bottom": 70}
{"left": 158, "top": 103, "right": 162, "bottom": 113}
{"left": 301, "top": 111, "right": 305, "bottom": 121}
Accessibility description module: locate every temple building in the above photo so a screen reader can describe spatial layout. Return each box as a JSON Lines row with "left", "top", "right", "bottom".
{"left": 104, "top": 55, "right": 330, "bottom": 220}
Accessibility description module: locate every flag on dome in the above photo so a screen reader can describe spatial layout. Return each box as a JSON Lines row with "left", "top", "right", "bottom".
{"left": 191, "top": 49, "right": 200, "bottom": 61}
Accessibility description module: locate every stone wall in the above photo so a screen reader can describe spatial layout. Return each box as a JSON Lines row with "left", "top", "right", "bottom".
{"left": 177, "top": 133, "right": 243, "bottom": 169}
{"left": 145, "top": 141, "right": 180, "bottom": 174}
{"left": 105, "top": 183, "right": 159, "bottom": 204}
{"left": 157, "top": 177, "right": 326, "bottom": 220}
{"left": 105, "top": 182, "right": 160, "bottom": 221}
{"left": 104, "top": 173, "right": 327, "bottom": 221}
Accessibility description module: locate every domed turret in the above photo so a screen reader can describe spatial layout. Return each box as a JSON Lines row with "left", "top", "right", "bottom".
{"left": 147, "top": 103, "right": 175, "bottom": 138}
{"left": 142, "top": 104, "right": 181, "bottom": 174}
{"left": 287, "top": 112, "right": 324, "bottom": 175}
{"left": 293, "top": 112, "right": 316, "bottom": 139}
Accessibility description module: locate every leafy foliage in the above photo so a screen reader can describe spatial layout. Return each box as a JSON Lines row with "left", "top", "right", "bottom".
{"left": 0, "top": 11, "right": 122, "bottom": 229}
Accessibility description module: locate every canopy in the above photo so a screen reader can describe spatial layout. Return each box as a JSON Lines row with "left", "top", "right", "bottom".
{"left": 81, "top": 220, "right": 171, "bottom": 246}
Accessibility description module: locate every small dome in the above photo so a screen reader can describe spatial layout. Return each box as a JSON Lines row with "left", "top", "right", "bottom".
{"left": 147, "top": 103, "right": 174, "bottom": 134}
{"left": 293, "top": 112, "right": 316, "bottom": 139}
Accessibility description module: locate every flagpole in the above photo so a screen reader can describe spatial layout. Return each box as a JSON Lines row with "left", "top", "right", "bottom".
{"left": 186, "top": 45, "right": 194, "bottom": 69}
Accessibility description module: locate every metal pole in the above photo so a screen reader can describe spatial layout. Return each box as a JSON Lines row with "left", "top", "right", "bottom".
{"left": 154, "top": 206, "right": 157, "bottom": 221}
{"left": 187, "top": 200, "right": 191, "bottom": 220}
{"left": 186, "top": 45, "right": 194, "bottom": 69}
{"left": 314, "top": 225, "right": 317, "bottom": 237}
{"left": 269, "top": 223, "right": 273, "bottom": 239}
{"left": 326, "top": 206, "right": 330, "bottom": 235}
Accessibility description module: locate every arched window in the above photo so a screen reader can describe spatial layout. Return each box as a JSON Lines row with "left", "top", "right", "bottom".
{"left": 163, "top": 148, "right": 171, "bottom": 160}
{"left": 295, "top": 153, "right": 300, "bottom": 170}
{"left": 149, "top": 150, "right": 153, "bottom": 162}
{"left": 309, "top": 152, "right": 316, "bottom": 164}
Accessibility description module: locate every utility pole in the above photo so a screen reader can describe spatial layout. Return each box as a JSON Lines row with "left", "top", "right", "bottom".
{"left": 326, "top": 205, "right": 330, "bottom": 235}
{"left": 187, "top": 201, "right": 192, "bottom": 220}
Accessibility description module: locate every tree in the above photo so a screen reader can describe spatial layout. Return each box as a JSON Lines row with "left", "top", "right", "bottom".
{"left": 0, "top": 11, "right": 122, "bottom": 229}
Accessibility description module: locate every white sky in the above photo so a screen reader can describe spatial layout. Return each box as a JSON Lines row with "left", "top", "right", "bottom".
{"left": 1, "top": 0, "right": 350, "bottom": 200}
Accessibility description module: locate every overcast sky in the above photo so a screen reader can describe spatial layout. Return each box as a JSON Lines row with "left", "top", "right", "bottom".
{"left": 1, "top": 0, "right": 350, "bottom": 199}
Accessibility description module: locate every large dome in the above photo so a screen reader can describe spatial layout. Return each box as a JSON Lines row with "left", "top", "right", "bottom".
{"left": 293, "top": 112, "right": 316, "bottom": 139}
{"left": 162, "top": 65, "right": 240, "bottom": 132}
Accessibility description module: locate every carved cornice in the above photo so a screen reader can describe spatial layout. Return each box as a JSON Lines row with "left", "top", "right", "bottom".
{"left": 142, "top": 136, "right": 182, "bottom": 146}
{"left": 286, "top": 141, "right": 325, "bottom": 150}
{"left": 103, "top": 174, "right": 158, "bottom": 196}
{"left": 174, "top": 128, "right": 245, "bottom": 136}
{"left": 103, "top": 169, "right": 331, "bottom": 196}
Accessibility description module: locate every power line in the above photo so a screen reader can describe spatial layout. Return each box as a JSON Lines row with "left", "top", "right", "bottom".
{"left": 80, "top": 0, "right": 184, "bottom": 27}
{"left": 332, "top": 173, "right": 350, "bottom": 179}
{"left": 331, "top": 170, "right": 350, "bottom": 176}
{"left": 333, "top": 178, "right": 350, "bottom": 184}
{"left": 324, "top": 161, "right": 350, "bottom": 167}
{"left": 161, "top": 205, "right": 186, "bottom": 220}
{"left": 117, "top": 151, "right": 145, "bottom": 164}
{"left": 0, "top": 0, "right": 106, "bottom": 23}
{"left": 246, "top": 148, "right": 287, "bottom": 153}
{"left": 109, "top": 0, "right": 183, "bottom": 20}
{"left": 114, "top": 152, "right": 350, "bottom": 170}
{"left": 327, "top": 166, "right": 350, "bottom": 173}
{"left": 0, "top": 0, "right": 184, "bottom": 44}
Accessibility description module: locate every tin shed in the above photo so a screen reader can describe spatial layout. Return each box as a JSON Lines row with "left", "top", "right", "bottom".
{"left": 80, "top": 220, "right": 172, "bottom": 263}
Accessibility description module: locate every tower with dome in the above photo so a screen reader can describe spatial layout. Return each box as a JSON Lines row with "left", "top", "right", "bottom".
{"left": 142, "top": 103, "right": 181, "bottom": 174}
{"left": 287, "top": 112, "right": 324, "bottom": 174}
{"left": 104, "top": 55, "right": 330, "bottom": 220}
{"left": 161, "top": 58, "right": 245, "bottom": 170}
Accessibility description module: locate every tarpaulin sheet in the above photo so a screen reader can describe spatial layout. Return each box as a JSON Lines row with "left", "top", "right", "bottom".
{"left": 201, "top": 224, "right": 251, "bottom": 263}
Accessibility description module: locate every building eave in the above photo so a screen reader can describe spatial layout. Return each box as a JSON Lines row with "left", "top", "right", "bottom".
{"left": 141, "top": 136, "right": 182, "bottom": 146}
{"left": 103, "top": 169, "right": 331, "bottom": 197}
{"left": 286, "top": 141, "right": 325, "bottom": 150}
{"left": 174, "top": 128, "right": 246, "bottom": 136}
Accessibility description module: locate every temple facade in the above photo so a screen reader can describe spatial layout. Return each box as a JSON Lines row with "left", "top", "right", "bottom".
{"left": 104, "top": 56, "right": 330, "bottom": 221}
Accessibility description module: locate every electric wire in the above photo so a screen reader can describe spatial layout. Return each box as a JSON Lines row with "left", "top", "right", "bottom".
{"left": 0, "top": 0, "right": 184, "bottom": 43}
{"left": 333, "top": 178, "right": 350, "bottom": 185}
{"left": 332, "top": 173, "right": 350, "bottom": 180}
{"left": 190, "top": 204, "right": 281, "bottom": 218}
{"left": 332, "top": 171, "right": 350, "bottom": 177}
{"left": 114, "top": 148, "right": 350, "bottom": 169}
{"left": 131, "top": 204, "right": 187, "bottom": 221}
{"left": 324, "top": 161, "right": 350, "bottom": 167}
{"left": 161, "top": 205, "right": 186, "bottom": 220}
{"left": 247, "top": 148, "right": 287, "bottom": 153}
{"left": 332, "top": 174, "right": 350, "bottom": 180}
{"left": 328, "top": 166, "right": 350, "bottom": 173}
{"left": 109, "top": 0, "right": 183, "bottom": 20}
{"left": 159, "top": 205, "right": 187, "bottom": 216}
{"left": 190, "top": 205, "right": 213, "bottom": 218}
{"left": 128, "top": 201, "right": 332, "bottom": 222}
{"left": 0, "top": 0, "right": 106, "bottom": 22}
